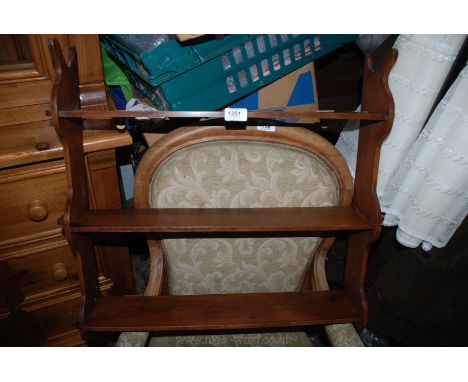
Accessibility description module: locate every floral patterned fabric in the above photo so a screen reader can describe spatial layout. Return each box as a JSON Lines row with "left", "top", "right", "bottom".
{"left": 117, "top": 329, "right": 313, "bottom": 347}
{"left": 150, "top": 141, "right": 340, "bottom": 295}
{"left": 147, "top": 330, "right": 313, "bottom": 347}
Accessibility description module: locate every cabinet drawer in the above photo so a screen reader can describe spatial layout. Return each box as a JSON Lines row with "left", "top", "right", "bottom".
{"left": 33, "top": 290, "right": 112, "bottom": 346}
{"left": 7, "top": 240, "right": 80, "bottom": 302}
{"left": 0, "top": 161, "right": 67, "bottom": 246}
{"left": 33, "top": 295, "right": 81, "bottom": 342}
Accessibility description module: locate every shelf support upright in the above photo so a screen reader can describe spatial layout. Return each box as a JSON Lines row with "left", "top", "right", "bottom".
{"left": 344, "top": 47, "right": 398, "bottom": 327}
{"left": 48, "top": 38, "right": 99, "bottom": 337}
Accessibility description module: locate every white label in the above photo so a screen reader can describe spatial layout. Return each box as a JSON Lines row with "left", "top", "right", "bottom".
{"left": 257, "top": 125, "right": 276, "bottom": 132}
{"left": 224, "top": 108, "right": 248, "bottom": 122}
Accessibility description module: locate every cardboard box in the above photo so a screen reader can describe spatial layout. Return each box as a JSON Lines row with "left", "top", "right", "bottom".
{"left": 229, "top": 61, "right": 319, "bottom": 124}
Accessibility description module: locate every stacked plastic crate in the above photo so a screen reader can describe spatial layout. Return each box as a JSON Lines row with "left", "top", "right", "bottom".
{"left": 101, "top": 34, "right": 358, "bottom": 111}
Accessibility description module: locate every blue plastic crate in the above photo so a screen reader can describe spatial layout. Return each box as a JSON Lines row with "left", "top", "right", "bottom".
{"left": 101, "top": 34, "right": 256, "bottom": 88}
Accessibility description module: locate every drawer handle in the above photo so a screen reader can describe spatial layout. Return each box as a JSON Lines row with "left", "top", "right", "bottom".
{"left": 27, "top": 200, "right": 48, "bottom": 222}
{"left": 51, "top": 262, "right": 69, "bottom": 281}
{"left": 35, "top": 141, "right": 51, "bottom": 151}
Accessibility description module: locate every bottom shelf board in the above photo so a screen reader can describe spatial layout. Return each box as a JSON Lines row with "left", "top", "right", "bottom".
{"left": 85, "top": 290, "right": 361, "bottom": 332}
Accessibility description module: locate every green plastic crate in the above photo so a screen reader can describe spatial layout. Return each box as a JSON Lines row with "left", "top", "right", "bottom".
{"left": 101, "top": 34, "right": 256, "bottom": 88}
{"left": 124, "top": 34, "right": 358, "bottom": 111}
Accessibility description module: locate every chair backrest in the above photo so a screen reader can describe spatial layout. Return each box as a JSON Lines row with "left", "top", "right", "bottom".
{"left": 134, "top": 125, "right": 354, "bottom": 296}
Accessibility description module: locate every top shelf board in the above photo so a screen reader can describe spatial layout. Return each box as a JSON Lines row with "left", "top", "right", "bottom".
{"left": 57, "top": 110, "right": 388, "bottom": 122}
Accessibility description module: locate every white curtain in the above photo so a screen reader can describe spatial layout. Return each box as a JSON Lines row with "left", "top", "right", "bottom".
{"left": 336, "top": 34, "right": 467, "bottom": 250}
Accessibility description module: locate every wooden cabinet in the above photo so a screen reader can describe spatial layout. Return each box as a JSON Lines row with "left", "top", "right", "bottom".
{"left": 0, "top": 35, "right": 135, "bottom": 346}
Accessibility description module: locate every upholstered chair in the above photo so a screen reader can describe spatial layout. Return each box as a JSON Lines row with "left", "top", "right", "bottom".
{"left": 116, "top": 125, "right": 363, "bottom": 347}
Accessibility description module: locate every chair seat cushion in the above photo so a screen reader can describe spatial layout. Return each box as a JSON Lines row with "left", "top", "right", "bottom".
{"left": 116, "top": 330, "right": 314, "bottom": 347}
{"left": 325, "top": 324, "right": 364, "bottom": 347}
{"left": 147, "top": 330, "right": 314, "bottom": 347}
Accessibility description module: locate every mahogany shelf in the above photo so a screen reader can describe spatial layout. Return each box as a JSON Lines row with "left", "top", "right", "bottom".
{"left": 85, "top": 290, "right": 361, "bottom": 332}
{"left": 57, "top": 109, "right": 388, "bottom": 122}
{"left": 46, "top": 38, "right": 399, "bottom": 337}
{"left": 70, "top": 207, "right": 375, "bottom": 234}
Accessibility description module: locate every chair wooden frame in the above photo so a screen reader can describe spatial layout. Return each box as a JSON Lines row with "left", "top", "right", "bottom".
{"left": 48, "top": 38, "right": 397, "bottom": 339}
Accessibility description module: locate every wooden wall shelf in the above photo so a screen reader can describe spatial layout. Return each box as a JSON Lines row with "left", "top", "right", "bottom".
{"left": 47, "top": 37, "right": 398, "bottom": 339}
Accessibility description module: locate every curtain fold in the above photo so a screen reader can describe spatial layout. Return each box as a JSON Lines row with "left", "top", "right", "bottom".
{"left": 382, "top": 62, "right": 468, "bottom": 250}
{"left": 335, "top": 34, "right": 467, "bottom": 250}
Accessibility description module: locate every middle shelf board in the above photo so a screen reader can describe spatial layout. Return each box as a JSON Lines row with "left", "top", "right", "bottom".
{"left": 71, "top": 207, "right": 374, "bottom": 234}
